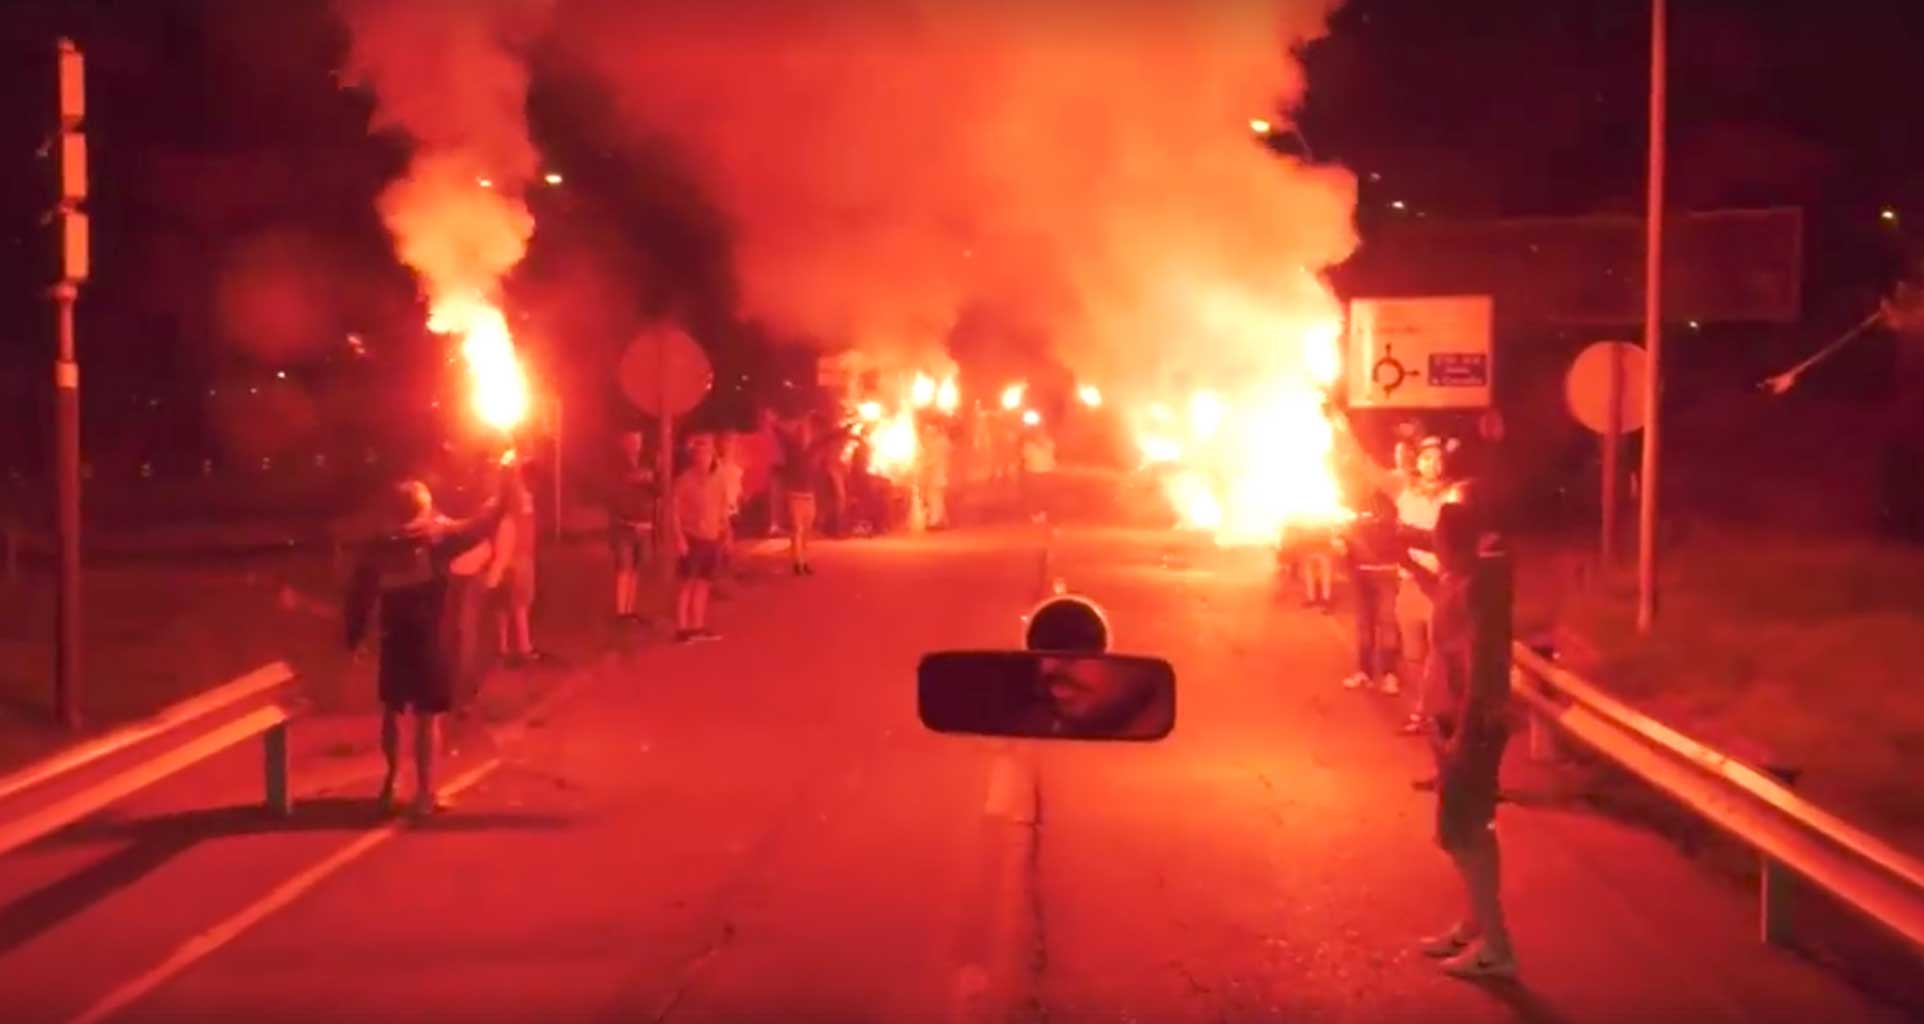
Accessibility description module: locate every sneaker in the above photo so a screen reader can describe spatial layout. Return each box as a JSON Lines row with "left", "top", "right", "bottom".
{"left": 1417, "top": 924, "right": 1474, "bottom": 958}
{"left": 1379, "top": 673, "right": 1402, "bottom": 696}
{"left": 1440, "top": 942, "right": 1518, "bottom": 980}
{"left": 691, "top": 628, "right": 722, "bottom": 643}
{"left": 801, "top": 564, "right": 816, "bottom": 576}
{"left": 1341, "top": 672, "right": 1370, "bottom": 690}
{"left": 410, "top": 793, "right": 451, "bottom": 818}
{"left": 673, "top": 629, "right": 694, "bottom": 644}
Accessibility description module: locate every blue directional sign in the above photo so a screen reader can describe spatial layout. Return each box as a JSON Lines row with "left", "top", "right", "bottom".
{"left": 1428, "top": 353, "right": 1489, "bottom": 388}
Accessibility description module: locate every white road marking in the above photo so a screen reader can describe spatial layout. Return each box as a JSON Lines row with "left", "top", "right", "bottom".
{"left": 952, "top": 752, "right": 1040, "bottom": 1024}
{"left": 68, "top": 757, "right": 504, "bottom": 1024}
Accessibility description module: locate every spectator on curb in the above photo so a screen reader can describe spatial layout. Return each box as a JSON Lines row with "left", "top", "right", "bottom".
{"left": 1411, "top": 501, "right": 1517, "bottom": 980}
{"left": 488, "top": 458, "right": 541, "bottom": 667}
{"left": 1334, "top": 414, "right": 1464, "bottom": 733}
{"left": 672, "top": 432, "right": 730, "bottom": 642}
{"left": 345, "top": 462, "right": 510, "bottom": 817}
{"left": 776, "top": 416, "right": 846, "bottom": 574}
{"left": 609, "top": 430, "right": 656, "bottom": 621}
{"left": 1337, "top": 490, "right": 1401, "bottom": 689}
{"left": 716, "top": 432, "right": 746, "bottom": 572}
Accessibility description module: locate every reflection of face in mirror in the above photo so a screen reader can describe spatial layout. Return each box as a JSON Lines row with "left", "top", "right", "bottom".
{"left": 1037, "top": 655, "right": 1123, "bottom": 726}
{"left": 919, "top": 651, "right": 1174, "bottom": 741}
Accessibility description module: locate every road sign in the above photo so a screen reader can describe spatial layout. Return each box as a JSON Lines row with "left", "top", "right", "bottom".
{"left": 618, "top": 326, "right": 712, "bottom": 418}
{"left": 1565, "top": 341, "right": 1646, "bottom": 435}
{"left": 1347, "top": 295, "right": 1493, "bottom": 409}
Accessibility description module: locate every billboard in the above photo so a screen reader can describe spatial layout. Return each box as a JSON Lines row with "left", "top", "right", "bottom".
{"left": 1347, "top": 295, "right": 1494, "bottom": 409}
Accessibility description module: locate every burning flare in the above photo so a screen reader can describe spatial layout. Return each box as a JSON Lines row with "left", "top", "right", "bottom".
{"left": 849, "top": 369, "right": 956, "bottom": 483}
{"left": 1131, "top": 314, "right": 1350, "bottom": 545}
{"left": 431, "top": 294, "right": 528, "bottom": 432}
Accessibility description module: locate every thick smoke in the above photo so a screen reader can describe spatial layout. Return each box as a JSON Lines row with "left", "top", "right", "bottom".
{"left": 551, "top": 0, "right": 1356, "bottom": 392}
{"left": 335, "top": 0, "right": 553, "bottom": 312}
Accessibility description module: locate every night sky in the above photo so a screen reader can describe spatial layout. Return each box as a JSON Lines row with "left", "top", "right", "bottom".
{"left": 2, "top": 0, "right": 1921, "bottom": 476}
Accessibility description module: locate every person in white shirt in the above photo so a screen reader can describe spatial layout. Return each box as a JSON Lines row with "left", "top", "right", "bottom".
{"left": 714, "top": 432, "right": 746, "bottom": 570}
{"left": 672, "top": 433, "right": 731, "bottom": 642}
{"left": 487, "top": 461, "right": 541, "bottom": 666}
{"left": 1334, "top": 416, "right": 1464, "bottom": 733}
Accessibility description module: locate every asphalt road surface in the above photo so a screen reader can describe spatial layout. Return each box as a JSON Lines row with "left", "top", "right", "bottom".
{"left": 0, "top": 524, "right": 1906, "bottom": 1022}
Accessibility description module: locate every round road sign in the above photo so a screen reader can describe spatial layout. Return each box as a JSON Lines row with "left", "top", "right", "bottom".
{"left": 619, "top": 326, "right": 712, "bottom": 418}
{"left": 1565, "top": 341, "right": 1647, "bottom": 435}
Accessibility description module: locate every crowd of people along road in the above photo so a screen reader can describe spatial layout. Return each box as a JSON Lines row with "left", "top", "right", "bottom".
{"left": 601, "top": 408, "right": 960, "bottom": 629}
{"left": 1281, "top": 413, "right": 1517, "bottom": 982}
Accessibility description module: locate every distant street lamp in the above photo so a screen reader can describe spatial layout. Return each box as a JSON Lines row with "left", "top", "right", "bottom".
{"left": 1249, "top": 118, "right": 1272, "bottom": 135}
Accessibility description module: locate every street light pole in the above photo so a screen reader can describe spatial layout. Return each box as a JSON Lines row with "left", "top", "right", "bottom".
{"left": 52, "top": 38, "right": 88, "bottom": 728}
{"left": 1636, "top": 0, "right": 1667, "bottom": 633}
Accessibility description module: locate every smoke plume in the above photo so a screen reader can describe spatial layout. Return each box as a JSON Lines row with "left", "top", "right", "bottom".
{"left": 551, "top": 0, "right": 1356, "bottom": 393}
{"left": 335, "top": 0, "right": 553, "bottom": 317}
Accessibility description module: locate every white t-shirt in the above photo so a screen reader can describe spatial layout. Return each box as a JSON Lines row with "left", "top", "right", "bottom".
{"left": 717, "top": 459, "right": 745, "bottom": 515}
{"left": 1396, "top": 478, "right": 1453, "bottom": 574}
{"left": 674, "top": 468, "right": 730, "bottom": 541}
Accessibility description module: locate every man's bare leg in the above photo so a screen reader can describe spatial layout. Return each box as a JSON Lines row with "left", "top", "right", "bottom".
{"left": 614, "top": 568, "right": 635, "bottom": 616}
{"left": 412, "top": 713, "right": 444, "bottom": 815}
{"left": 378, "top": 708, "right": 401, "bottom": 809}
{"left": 691, "top": 580, "right": 712, "bottom": 632}
{"left": 512, "top": 605, "right": 533, "bottom": 655}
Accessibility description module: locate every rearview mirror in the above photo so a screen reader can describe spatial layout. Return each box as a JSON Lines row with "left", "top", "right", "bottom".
{"left": 918, "top": 651, "right": 1175, "bottom": 741}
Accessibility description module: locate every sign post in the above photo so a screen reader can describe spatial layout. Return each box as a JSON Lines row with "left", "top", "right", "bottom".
{"left": 52, "top": 38, "right": 88, "bottom": 730}
{"left": 1565, "top": 342, "right": 1647, "bottom": 566}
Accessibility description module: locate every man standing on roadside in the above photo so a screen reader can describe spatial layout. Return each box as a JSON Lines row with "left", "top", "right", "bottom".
{"left": 1334, "top": 415, "right": 1462, "bottom": 733}
{"left": 488, "top": 458, "right": 542, "bottom": 666}
{"left": 609, "top": 430, "right": 656, "bottom": 621}
{"left": 715, "top": 432, "right": 746, "bottom": 573}
{"left": 1413, "top": 501, "right": 1518, "bottom": 980}
{"left": 346, "top": 460, "right": 510, "bottom": 816}
{"left": 672, "top": 432, "right": 730, "bottom": 642}
{"left": 776, "top": 416, "right": 822, "bottom": 575}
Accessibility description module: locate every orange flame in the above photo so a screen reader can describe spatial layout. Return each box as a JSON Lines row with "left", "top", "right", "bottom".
{"left": 430, "top": 294, "right": 528, "bottom": 432}
{"left": 1131, "top": 314, "right": 1350, "bottom": 545}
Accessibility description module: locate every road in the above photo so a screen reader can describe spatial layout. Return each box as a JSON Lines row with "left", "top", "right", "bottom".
{"left": 0, "top": 524, "right": 1906, "bottom": 1022}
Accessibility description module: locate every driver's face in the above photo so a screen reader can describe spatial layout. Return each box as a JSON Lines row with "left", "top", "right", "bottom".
{"left": 1416, "top": 448, "right": 1444, "bottom": 481}
{"left": 1037, "top": 656, "right": 1118, "bottom": 723}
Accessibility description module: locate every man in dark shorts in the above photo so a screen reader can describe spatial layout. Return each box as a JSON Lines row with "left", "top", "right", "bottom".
{"left": 609, "top": 430, "right": 656, "bottom": 621}
{"left": 672, "top": 432, "right": 730, "bottom": 642}
{"left": 346, "top": 462, "right": 510, "bottom": 816}
{"left": 775, "top": 417, "right": 821, "bottom": 574}
{"left": 1412, "top": 501, "right": 1518, "bottom": 979}
{"left": 1336, "top": 490, "right": 1401, "bottom": 690}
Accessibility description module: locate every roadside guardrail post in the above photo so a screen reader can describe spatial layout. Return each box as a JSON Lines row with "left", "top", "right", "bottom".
{"left": 264, "top": 721, "right": 292, "bottom": 816}
{"left": 1523, "top": 645, "right": 1561, "bottom": 763}
{"left": 1758, "top": 761, "right": 1800, "bottom": 946}
{"left": 1761, "top": 854, "right": 1795, "bottom": 945}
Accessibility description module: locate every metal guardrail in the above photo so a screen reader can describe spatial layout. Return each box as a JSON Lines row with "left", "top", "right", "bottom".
{"left": 0, "top": 661, "right": 301, "bottom": 859}
{"left": 1511, "top": 643, "right": 1924, "bottom": 951}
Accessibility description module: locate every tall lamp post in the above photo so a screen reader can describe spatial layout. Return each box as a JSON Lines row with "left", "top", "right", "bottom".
{"left": 52, "top": 38, "right": 89, "bottom": 728}
{"left": 1637, "top": 0, "right": 1667, "bottom": 634}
